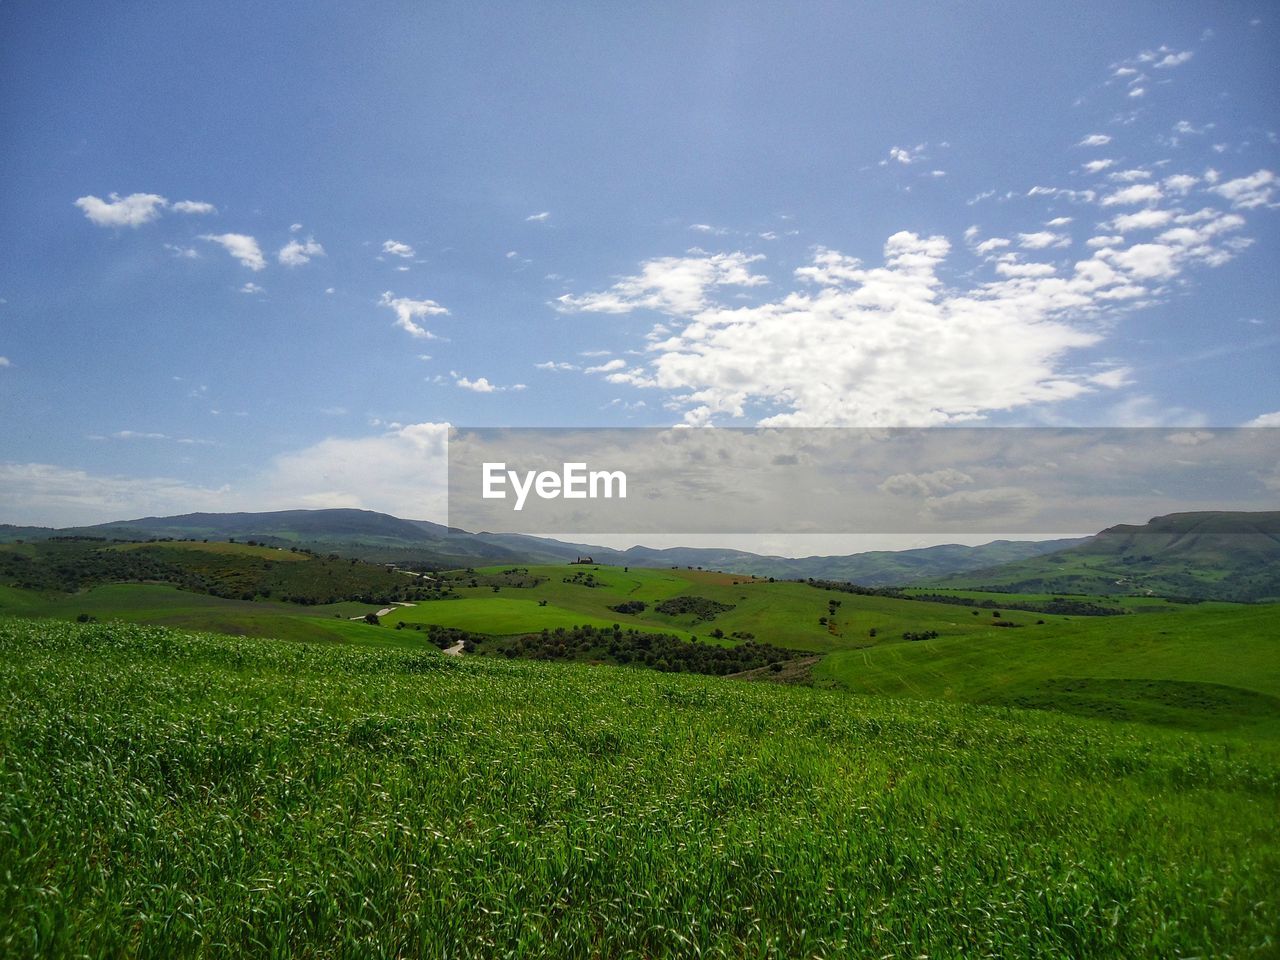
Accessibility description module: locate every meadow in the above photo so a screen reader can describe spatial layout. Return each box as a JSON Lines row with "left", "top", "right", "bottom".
{"left": 1, "top": 616, "right": 1277, "bottom": 958}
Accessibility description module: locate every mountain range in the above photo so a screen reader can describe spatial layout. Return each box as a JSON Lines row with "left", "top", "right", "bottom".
{"left": 2, "top": 508, "right": 1277, "bottom": 599}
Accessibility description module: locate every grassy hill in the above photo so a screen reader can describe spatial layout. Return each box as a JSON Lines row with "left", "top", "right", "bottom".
{"left": 929, "top": 511, "right": 1280, "bottom": 601}
{"left": 2, "top": 616, "right": 1276, "bottom": 957}
{"left": 0, "top": 509, "right": 1086, "bottom": 584}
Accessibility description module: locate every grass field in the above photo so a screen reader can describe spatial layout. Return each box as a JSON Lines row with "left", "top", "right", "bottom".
{"left": 1, "top": 616, "right": 1277, "bottom": 958}
{"left": 816, "top": 603, "right": 1280, "bottom": 734}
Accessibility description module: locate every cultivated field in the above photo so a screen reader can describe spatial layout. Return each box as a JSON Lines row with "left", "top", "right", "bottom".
{"left": 1, "top": 617, "right": 1277, "bottom": 958}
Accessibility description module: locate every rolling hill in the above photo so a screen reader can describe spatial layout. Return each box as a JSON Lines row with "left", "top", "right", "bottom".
{"left": 0, "top": 508, "right": 1082, "bottom": 584}
{"left": 929, "top": 511, "right": 1280, "bottom": 601}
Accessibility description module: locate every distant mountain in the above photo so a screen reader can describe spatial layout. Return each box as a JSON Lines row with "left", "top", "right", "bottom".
{"left": 0, "top": 508, "right": 1083, "bottom": 585}
{"left": 928, "top": 512, "right": 1280, "bottom": 602}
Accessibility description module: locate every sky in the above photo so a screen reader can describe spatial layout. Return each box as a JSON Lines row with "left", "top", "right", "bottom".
{"left": 1, "top": 2, "right": 1277, "bottom": 544}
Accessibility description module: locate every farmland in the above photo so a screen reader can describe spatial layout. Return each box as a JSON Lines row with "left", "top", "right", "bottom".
{"left": 2, "top": 543, "right": 1279, "bottom": 956}
{"left": 2, "top": 616, "right": 1278, "bottom": 958}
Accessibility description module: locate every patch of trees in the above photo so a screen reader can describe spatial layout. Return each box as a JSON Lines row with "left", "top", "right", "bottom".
{"left": 609, "top": 600, "right": 647, "bottom": 615}
{"left": 908, "top": 593, "right": 1127, "bottom": 617}
{"left": 902, "top": 630, "right": 939, "bottom": 642}
{"left": 805, "top": 579, "right": 904, "bottom": 598}
{"left": 653, "top": 596, "right": 735, "bottom": 621}
{"left": 471, "top": 623, "right": 810, "bottom": 676}
{"left": 0, "top": 540, "right": 440, "bottom": 606}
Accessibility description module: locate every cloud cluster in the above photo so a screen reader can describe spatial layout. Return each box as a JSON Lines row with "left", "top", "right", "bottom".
{"left": 200, "top": 233, "right": 266, "bottom": 271}
{"left": 74, "top": 192, "right": 215, "bottom": 228}
{"left": 278, "top": 236, "right": 325, "bottom": 266}
{"left": 556, "top": 251, "right": 767, "bottom": 315}
{"left": 562, "top": 183, "right": 1256, "bottom": 425}
{"left": 379, "top": 291, "right": 448, "bottom": 339}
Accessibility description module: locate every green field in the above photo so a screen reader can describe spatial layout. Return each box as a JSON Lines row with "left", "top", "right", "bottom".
{"left": 1, "top": 616, "right": 1277, "bottom": 958}
{"left": 816, "top": 603, "right": 1280, "bottom": 733}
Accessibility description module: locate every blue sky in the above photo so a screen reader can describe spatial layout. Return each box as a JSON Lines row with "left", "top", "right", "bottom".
{"left": 1, "top": 2, "right": 1277, "bottom": 530}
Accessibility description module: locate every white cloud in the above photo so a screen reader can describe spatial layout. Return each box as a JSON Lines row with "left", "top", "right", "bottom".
{"left": 1100, "top": 184, "right": 1163, "bottom": 206}
{"left": 170, "top": 200, "right": 216, "bottom": 215}
{"left": 239, "top": 282, "right": 265, "bottom": 295}
{"left": 200, "top": 233, "right": 266, "bottom": 271}
{"left": 886, "top": 144, "right": 926, "bottom": 165}
{"left": 585, "top": 358, "right": 627, "bottom": 374}
{"left": 879, "top": 468, "right": 973, "bottom": 498}
{"left": 589, "top": 215, "right": 1254, "bottom": 426}
{"left": 290, "top": 223, "right": 303, "bottom": 233}
{"left": 382, "top": 239, "right": 415, "bottom": 258}
{"left": 1109, "top": 168, "right": 1151, "bottom": 182}
{"left": 556, "top": 251, "right": 767, "bottom": 316}
{"left": 1247, "top": 411, "right": 1280, "bottom": 427}
{"left": 164, "top": 243, "right": 199, "bottom": 259}
{"left": 1086, "top": 235, "right": 1125, "bottom": 248}
{"left": 974, "top": 237, "right": 1011, "bottom": 254}
{"left": 1046, "top": 217, "right": 1073, "bottom": 227}
{"left": 1163, "top": 174, "right": 1199, "bottom": 195}
{"left": 454, "top": 374, "right": 526, "bottom": 393}
{"left": 526, "top": 211, "right": 551, "bottom": 222}
{"left": 0, "top": 423, "right": 454, "bottom": 526}
{"left": 379, "top": 291, "right": 448, "bottom": 339}
{"left": 1083, "top": 159, "right": 1116, "bottom": 174}
{"left": 1018, "top": 231, "right": 1070, "bottom": 250}
{"left": 0, "top": 357, "right": 9, "bottom": 367}
{"left": 1108, "top": 208, "right": 1174, "bottom": 231}
{"left": 1153, "top": 49, "right": 1193, "bottom": 69}
{"left": 1210, "top": 169, "right": 1276, "bottom": 209}
{"left": 1129, "top": 87, "right": 1146, "bottom": 98}
{"left": 111, "top": 430, "right": 171, "bottom": 440}
{"left": 278, "top": 236, "right": 325, "bottom": 266}
{"left": 535, "top": 361, "right": 578, "bottom": 371}
{"left": 690, "top": 223, "right": 729, "bottom": 235}
{"left": 995, "top": 260, "right": 1057, "bottom": 278}
{"left": 74, "top": 192, "right": 167, "bottom": 228}
{"left": 1078, "top": 134, "right": 1113, "bottom": 147}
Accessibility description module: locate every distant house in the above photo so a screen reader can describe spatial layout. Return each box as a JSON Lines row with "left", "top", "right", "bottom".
{"left": 571, "top": 556, "right": 594, "bottom": 565}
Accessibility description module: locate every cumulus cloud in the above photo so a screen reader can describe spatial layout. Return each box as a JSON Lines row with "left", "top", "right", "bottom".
{"left": 454, "top": 374, "right": 526, "bottom": 393}
{"left": 879, "top": 469, "right": 974, "bottom": 497}
{"left": 382, "top": 239, "right": 415, "bottom": 258}
{"left": 1211, "top": 170, "right": 1276, "bottom": 209}
{"left": 200, "top": 233, "right": 266, "bottom": 270}
{"left": 1151, "top": 48, "right": 1193, "bottom": 69}
{"left": 1101, "top": 184, "right": 1163, "bottom": 206}
{"left": 378, "top": 291, "right": 449, "bottom": 339}
{"left": 1018, "top": 231, "right": 1070, "bottom": 249}
{"left": 278, "top": 236, "right": 325, "bottom": 266}
{"left": 74, "top": 192, "right": 167, "bottom": 228}
{"left": 1247, "top": 411, "right": 1280, "bottom": 427}
{"left": 170, "top": 200, "right": 216, "bottom": 215}
{"left": 1078, "top": 134, "right": 1113, "bottom": 147}
{"left": 556, "top": 251, "right": 768, "bottom": 316}
{"left": 580, "top": 211, "right": 1253, "bottom": 426}
{"left": 0, "top": 423, "right": 454, "bottom": 526}
{"left": 886, "top": 144, "right": 926, "bottom": 165}
{"left": 1083, "top": 159, "right": 1116, "bottom": 174}
{"left": 239, "top": 282, "right": 265, "bottom": 295}
{"left": 1108, "top": 208, "right": 1174, "bottom": 232}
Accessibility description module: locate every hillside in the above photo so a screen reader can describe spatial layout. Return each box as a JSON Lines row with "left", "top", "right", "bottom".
{"left": 2, "top": 617, "right": 1276, "bottom": 957}
{"left": 0, "top": 509, "right": 1082, "bottom": 584}
{"left": 929, "top": 511, "right": 1280, "bottom": 602}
